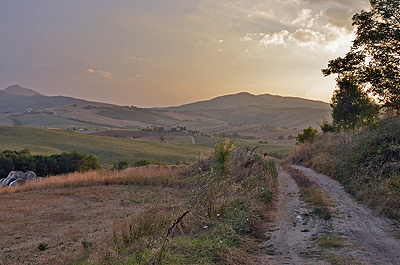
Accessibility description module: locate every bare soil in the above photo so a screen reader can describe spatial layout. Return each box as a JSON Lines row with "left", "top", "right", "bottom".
{"left": 0, "top": 185, "right": 181, "bottom": 264}
{"left": 263, "top": 166, "right": 400, "bottom": 265}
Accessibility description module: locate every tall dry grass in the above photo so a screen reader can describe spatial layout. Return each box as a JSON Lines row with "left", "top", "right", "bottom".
{"left": 0, "top": 166, "right": 184, "bottom": 195}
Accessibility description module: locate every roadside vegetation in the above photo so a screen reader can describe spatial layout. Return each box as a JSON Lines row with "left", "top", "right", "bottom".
{"left": 287, "top": 116, "right": 400, "bottom": 219}
{"left": 287, "top": 0, "right": 400, "bottom": 219}
{"left": 1, "top": 140, "right": 278, "bottom": 264}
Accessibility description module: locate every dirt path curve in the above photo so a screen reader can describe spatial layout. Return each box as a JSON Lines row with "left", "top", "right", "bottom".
{"left": 293, "top": 165, "right": 400, "bottom": 265}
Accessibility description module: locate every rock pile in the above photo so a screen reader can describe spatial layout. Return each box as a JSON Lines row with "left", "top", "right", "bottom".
{"left": 0, "top": 171, "right": 39, "bottom": 188}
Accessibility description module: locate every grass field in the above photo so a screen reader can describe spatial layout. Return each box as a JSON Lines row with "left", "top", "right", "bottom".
{"left": 193, "top": 136, "right": 294, "bottom": 155}
{"left": 8, "top": 113, "right": 110, "bottom": 130}
{"left": 0, "top": 126, "right": 212, "bottom": 166}
{"left": 0, "top": 142, "right": 279, "bottom": 264}
{"left": 0, "top": 126, "right": 294, "bottom": 168}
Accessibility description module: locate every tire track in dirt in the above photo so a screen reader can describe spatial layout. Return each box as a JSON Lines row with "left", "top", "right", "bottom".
{"left": 263, "top": 169, "right": 328, "bottom": 264}
{"left": 293, "top": 165, "right": 400, "bottom": 265}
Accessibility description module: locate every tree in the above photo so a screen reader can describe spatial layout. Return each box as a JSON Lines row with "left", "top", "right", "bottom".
{"left": 112, "top": 160, "right": 129, "bottom": 170}
{"left": 296, "top": 127, "right": 318, "bottom": 144}
{"left": 331, "top": 75, "right": 379, "bottom": 130}
{"left": 323, "top": 0, "right": 400, "bottom": 111}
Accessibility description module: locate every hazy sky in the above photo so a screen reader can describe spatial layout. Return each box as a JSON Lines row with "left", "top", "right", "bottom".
{"left": 0, "top": 0, "right": 370, "bottom": 107}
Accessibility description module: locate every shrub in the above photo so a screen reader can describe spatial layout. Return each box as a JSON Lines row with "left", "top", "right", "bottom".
{"left": 37, "top": 243, "right": 49, "bottom": 251}
{"left": 112, "top": 160, "right": 129, "bottom": 170}
{"left": 132, "top": 159, "right": 151, "bottom": 167}
{"left": 296, "top": 126, "right": 318, "bottom": 143}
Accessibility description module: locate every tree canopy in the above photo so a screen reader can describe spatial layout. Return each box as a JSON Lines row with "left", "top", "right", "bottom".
{"left": 323, "top": 0, "right": 400, "bottom": 111}
{"left": 331, "top": 75, "right": 379, "bottom": 130}
{"left": 0, "top": 149, "right": 101, "bottom": 179}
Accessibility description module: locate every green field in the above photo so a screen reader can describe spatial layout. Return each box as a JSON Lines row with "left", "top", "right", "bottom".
{"left": 0, "top": 126, "right": 294, "bottom": 167}
{"left": 0, "top": 126, "right": 212, "bottom": 166}
{"left": 193, "top": 136, "right": 294, "bottom": 155}
{"left": 8, "top": 113, "right": 109, "bottom": 130}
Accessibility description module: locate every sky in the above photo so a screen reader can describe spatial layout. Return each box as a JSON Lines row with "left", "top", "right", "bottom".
{"left": 0, "top": 0, "right": 370, "bottom": 107}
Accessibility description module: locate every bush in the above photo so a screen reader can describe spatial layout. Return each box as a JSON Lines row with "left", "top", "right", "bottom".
{"left": 132, "top": 159, "right": 151, "bottom": 167}
{"left": 296, "top": 126, "right": 318, "bottom": 143}
{"left": 112, "top": 160, "right": 129, "bottom": 170}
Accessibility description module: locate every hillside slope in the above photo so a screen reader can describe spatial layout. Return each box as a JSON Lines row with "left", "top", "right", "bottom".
{"left": 0, "top": 126, "right": 211, "bottom": 165}
{"left": 165, "top": 92, "right": 330, "bottom": 111}
{"left": 0, "top": 85, "right": 331, "bottom": 132}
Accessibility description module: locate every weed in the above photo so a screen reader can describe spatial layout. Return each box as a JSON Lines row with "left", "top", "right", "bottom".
{"left": 312, "top": 207, "right": 332, "bottom": 220}
{"left": 318, "top": 234, "right": 347, "bottom": 248}
{"left": 81, "top": 240, "right": 93, "bottom": 249}
{"left": 37, "top": 243, "right": 49, "bottom": 251}
{"left": 301, "top": 187, "right": 330, "bottom": 207}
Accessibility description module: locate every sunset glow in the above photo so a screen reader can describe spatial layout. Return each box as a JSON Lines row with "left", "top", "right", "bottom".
{"left": 0, "top": 0, "right": 370, "bottom": 107}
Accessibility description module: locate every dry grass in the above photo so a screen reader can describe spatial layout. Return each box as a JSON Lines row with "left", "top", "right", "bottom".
{"left": 0, "top": 142, "right": 278, "bottom": 265}
{"left": 0, "top": 166, "right": 184, "bottom": 195}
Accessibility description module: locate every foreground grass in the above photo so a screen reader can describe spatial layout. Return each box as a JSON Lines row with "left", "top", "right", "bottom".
{"left": 286, "top": 116, "right": 400, "bottom": 219}
{"left": 0, "top": 125, "right": 212, "bottom": 166}
{"left": 2, "top": 141, "right": 278, "bottom": 264}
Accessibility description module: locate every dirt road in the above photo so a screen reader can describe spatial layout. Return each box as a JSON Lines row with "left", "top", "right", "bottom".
{"left": 264, "top": 166, "right": 400, "bottom": 265}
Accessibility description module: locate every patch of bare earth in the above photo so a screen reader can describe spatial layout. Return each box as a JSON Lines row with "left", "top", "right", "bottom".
{"left": 0, "top": 185, "right": 181, "bottom": 264}
{"left": 262, "top": 166, "right": 400, "bottom": 265}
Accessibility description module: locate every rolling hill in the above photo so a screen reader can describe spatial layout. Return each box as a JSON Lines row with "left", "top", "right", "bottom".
{"left": 165, "top": 91, "right": 329, "bottom": 111}
{"left": 0, "top": 125, "right": 211, "bottom": 166}
{"left": 0, "top": 85, "right": 332, "bottom": 138}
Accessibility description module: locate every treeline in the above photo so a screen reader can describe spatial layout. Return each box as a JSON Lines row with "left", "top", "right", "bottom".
{"left": 0, "top": 149, "right": 101, "bottom": 179}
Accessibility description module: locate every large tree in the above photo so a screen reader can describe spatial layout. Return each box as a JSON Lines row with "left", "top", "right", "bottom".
{"left": 323, "top": 0, "right": 400, "bottom": 111}
{"left": 331, "top": 75, "right": 379, "bottom": 130}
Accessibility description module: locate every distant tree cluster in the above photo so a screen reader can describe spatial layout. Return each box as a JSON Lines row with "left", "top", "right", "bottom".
{"left": 140, "top": 126, "right": 200, "bottom": 136}
{"left": 0, "top": 149, "right": 101, "bottom": 179}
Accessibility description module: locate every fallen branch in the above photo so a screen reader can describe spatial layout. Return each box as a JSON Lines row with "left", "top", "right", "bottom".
{"left": 165, "top": 210, "right": 190, "bottom": 242}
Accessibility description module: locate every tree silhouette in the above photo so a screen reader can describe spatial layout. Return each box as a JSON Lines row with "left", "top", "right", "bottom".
{"left": 323, "top": 0, "right": 400, "bottom": 111}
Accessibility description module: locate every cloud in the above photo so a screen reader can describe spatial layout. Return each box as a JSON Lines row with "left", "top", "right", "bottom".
{"left": 87, "top": 69, "right": 113, "bottom": 79}
{"left": 242, "top": 30, "right": 289, "bottom": 46}
{"left": 320, "top": 6, "right": 354, "bottom": 32}
{"left": 291, "top": 9, "right": 315, "bottom": 28}
{"left": 128, "top": 74, "right": 142, "bottom": 81}
{"left": 261, "top": 30, "right": 290, "bottom": 46}
{"left": 129, "top": 56, "right": 151, "bottom": 62}
{"left": 288, "top": 29, "right": 324, "bottom": 48}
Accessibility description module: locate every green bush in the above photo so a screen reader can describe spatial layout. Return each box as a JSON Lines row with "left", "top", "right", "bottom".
{"left": 112, "top": 160, "right": 129, "bottom": 170}
{"left": 296, "top": 126, "right": 318, "bottom": 143}
{"left": 0, "top": 149, "right": 101, "bottom": 178}
{"left": 132, "top": 159, "right": 151, "bottom": 167}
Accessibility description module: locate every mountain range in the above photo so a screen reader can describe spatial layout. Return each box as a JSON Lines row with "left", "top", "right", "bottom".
{"left": 0, "top": 85, "right": 331, "bottom": 138}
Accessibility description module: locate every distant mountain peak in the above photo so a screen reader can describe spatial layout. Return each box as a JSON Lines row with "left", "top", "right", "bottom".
{"left": 3, "top": 84, "right": 42, "bottom": 97}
